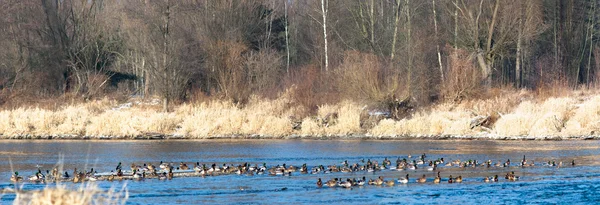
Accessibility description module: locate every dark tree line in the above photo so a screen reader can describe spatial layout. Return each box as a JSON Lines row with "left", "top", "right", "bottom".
{"left": 0, "top": 0, "right": 599, "bottom": 110}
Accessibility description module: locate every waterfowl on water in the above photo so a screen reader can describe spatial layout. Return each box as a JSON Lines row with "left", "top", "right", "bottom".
{"left": 374, "top": 176, "right": 384, "bottom": 185}
{"left": 493, "top": 175, "right": 499, "bottom": 182}
{"left": 483, "top": 176, "right": 490, "bottom": 183}
{"left": 116, "top": 162, "right": 122, "bottom": 171}
{"left": 339, "top": 179, "right": 352, "bottom": 188}
{"left": 326, "top": 178, "right": 338, "bottom": 187}
{"left": 572, "top": 160, "right": 576, "bottom": 166}
{"left": 398, "top": 174, "right": 409, "bottom": 184}
{"left": 158, "top": 172, "right": 167, "bottom": 180}
{"left": 356, "top": 177, "right": 366, "bottom": 186}
{"left": 506, "top": 171, "right": 519, "bottom": 181}
{"left": 417, "top": 175, "right": 427, "bottom": 183}
{"left": 317, "top": 178, "right": 323, "bottom": 187}
{"left": 433, "top": 172, "right": 441, "bottom": 184}
{"left": 159, "top": 161, "right": 168, "bottom": 170}
{"left": 448, "top": 175, "right": 454, "bottom": 183}
{"left": 455, "top": 175, "right": 463, "bottom": 183}
{"left": 385, "top": 179, "right": 395, "bottom": 186}
{"left": 11, "top": 172, "right": 23, "bottom": 182}
{"left": 180, "top": 162, "right": 189, "bottom": 170}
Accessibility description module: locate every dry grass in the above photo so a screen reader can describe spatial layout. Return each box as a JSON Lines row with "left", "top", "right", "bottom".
{"left": 2, "top": 89, "right": 600, "bottom": 139}
{"left": 12, "top": 183, "right": 128, "bottom": 205}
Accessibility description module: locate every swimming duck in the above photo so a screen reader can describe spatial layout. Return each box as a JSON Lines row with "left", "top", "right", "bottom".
{"left": 10, "top": 172, "right": 23, "bottom": 182}
{"left": 374, "top": 176, "right": 384, "bottom": 185}
{"left": 427, "top": 163, "right": 437, "bottom": 171}
{"left": 132, "top": 170, "right": 143, "bottom": 180}
{"left": 493, "top": 175, "right": 499, "bottom": 182}
{"left": 385, "top": 179, "right": 395, "bottom": 186}
{"left": 483, "top": 176, "right": 490, "bottom": 183}
{"left": 417, "top": 175, "right": 427, "bottom": 183}
{"left": 448, "top": 175, "right": 454, "bottom": 183}
{"left": 179, "top": 162, "right": 189, "bottom": 170}
{"left": 300, "top": 164, "right": 308, "bottom": 174}
{"left": 158, "top": 172, "right": 167, "bottom": 180}
{"left": 167, "top": 169, "right": 174, "bottom": 180}
{"left": 326, "top": 178, "right": 338, "bottom": 187}
{"left": 398, "top": 174, "right": 409, "bottom": 184}
{"left": 159, "top": 161, "right": 168, "bottom": 170}
{"left": 455, "top": 175, "right": 463, "bottom": 183}
{"left": 433, "top": 171, "right": 441, "bottom": 183}
{"left": 571, "top": 160, "right": 576, "bottom": 166}
{"left": 317, "top": 178, "right": 323, "bottom": 187}
{"left": 339, "top": 179, "right": 353, "bottom": 188}
{"left": 507, "top": 171, "right": 519, "bottom": 181}
{"left": 356, "top": 177, "right": 366, "bottom": 186}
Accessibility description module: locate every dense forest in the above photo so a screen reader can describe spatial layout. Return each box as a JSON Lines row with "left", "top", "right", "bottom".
{"left": 0, "top": 0, "right": 599, "bottom": 111}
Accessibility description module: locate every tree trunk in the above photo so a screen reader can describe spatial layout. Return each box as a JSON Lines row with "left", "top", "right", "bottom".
{"left": 406, "top": 0, "right": 412, "bottom": 91}
{"left": 390, "top": 0, "right": 401, "bottom": 62}
{"left": 162, "top": 0, "right": 171, "bottom": 112}
{"left": 432, "top": 0, "right": 443, "bottom": 82}
{"left": 587, "top": 0, "right": 595, "bottom": 86}
{"left": 516, "top": 10, "right": 523, "bottom": 88}
{"left": 321, "top": 0, "right": 329, "bottom": 72}
{"left": 284, "top": 0, "right": 290, "bottom": 74}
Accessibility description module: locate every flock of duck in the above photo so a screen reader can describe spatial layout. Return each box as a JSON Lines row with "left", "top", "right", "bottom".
{"left": 9, "top": 153, "right": 576, "bottom": 188}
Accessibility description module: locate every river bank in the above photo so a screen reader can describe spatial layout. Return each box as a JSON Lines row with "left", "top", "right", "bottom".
{"left": 2, "top": 89, "right": 600, "bottom": 140}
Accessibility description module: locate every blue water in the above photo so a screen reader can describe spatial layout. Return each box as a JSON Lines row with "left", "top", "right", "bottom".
{"left": 0, "top": 140, "right": 599, "bottom": 204}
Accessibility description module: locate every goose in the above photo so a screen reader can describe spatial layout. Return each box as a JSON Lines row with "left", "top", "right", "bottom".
{"left": 398, "top": 174, "right": 409, "bottom": 184}
{"left": 433, "top": 171, "right": 441, "bottom": 183}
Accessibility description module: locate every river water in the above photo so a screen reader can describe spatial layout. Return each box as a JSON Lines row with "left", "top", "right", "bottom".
{"left": 0, "top": 140, "right": 599, "bottom": 204}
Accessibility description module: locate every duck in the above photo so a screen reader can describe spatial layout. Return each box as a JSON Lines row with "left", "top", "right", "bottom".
{"left": 455, "top": 175, "right": 463, "bottom": 183}
{"left": 385, "top": 179, "right": 395, "bottom": 186}
{"left": 326, "top": 178, "right": 338, "bottom": 187}
{"left": 180, "top": 162, "right": 189, "bottom": 170}
{"left": 339, "top": 179, "right": 353, "bottom": 188}
{"left": 448, "top": 175, "right": 454, "bottom": 183}
{"left": 493, "top": 175, "right": 499, "bottom": 182}
{"left": 158, "top": 172, "right": 167, "bottom": 180}
{"left": 356, "top": 177, "right": 366, "bottom": 186}
{"left": 433, "top": 171, "right": 441, "bottom": 183}
{"left": 417, "top": 175, "right": 427, "bottom": 183}
{"left": 571, "top": 160, "right": 576, "bottom": 166}
{"left": 317, "top": 178, "right": 323, "bottom": 187}
{"left": 398, "top": 174, "right": 409, "bottom": 184}
{"left": 10, "top": 172, "right": 23, "bottom": 182}
{"left": 167, "top": 169, "right": 174, "bottom": 180}
{"left": 483, "top": 176, "right": 490, "bottom": 183}
{"left": 116, "top": 162, "right": 122, "bottom": 171}
{"left": 159, "top": 161, "right": 168, "bottom": 170}
{"left": 507, "top": 171, "right": 520, "bottom": 181}
{"left": 374, "top": 176, "right": 384, "bottom": 185}
{"left": 107, "top": 173, "right": 115, "bottom": 181}
{"left": 427, "top": 163, "right": 437, "bottom": 171}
